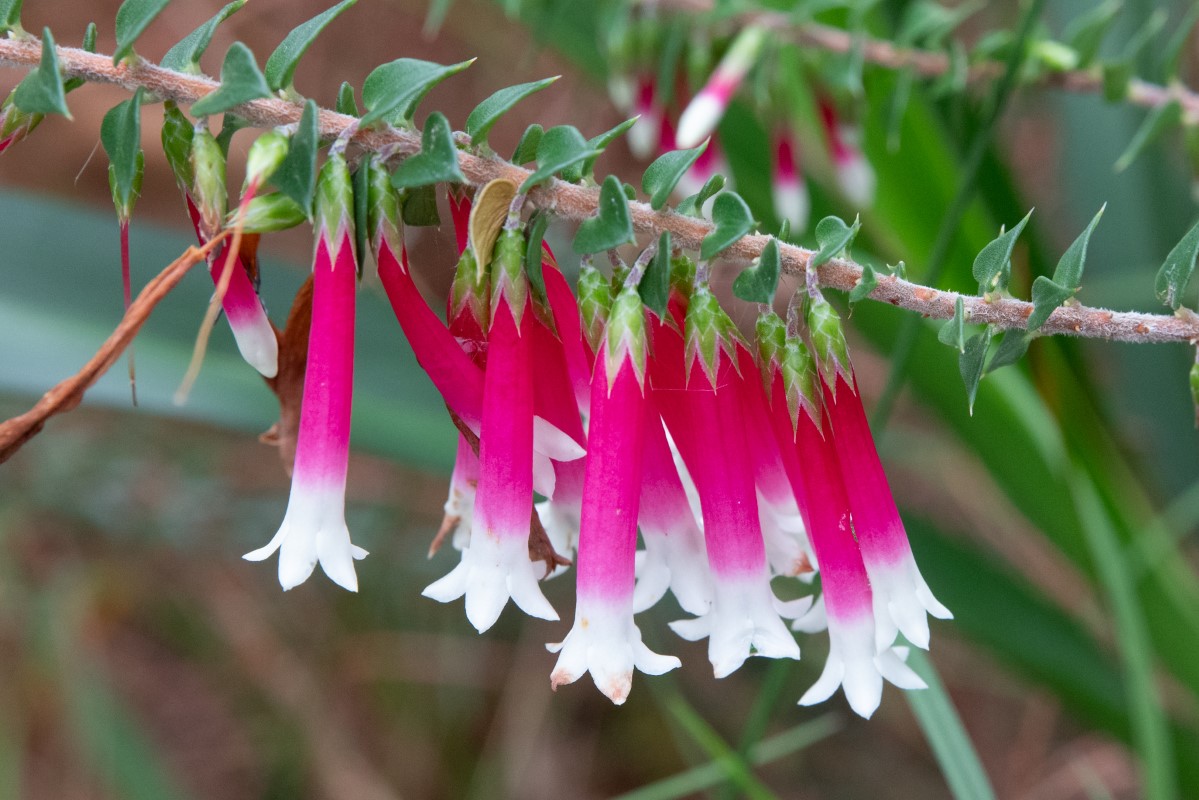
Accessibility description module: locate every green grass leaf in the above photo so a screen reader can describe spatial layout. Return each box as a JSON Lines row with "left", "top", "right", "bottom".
{"left": 189, "top": 42, "right": 272, "bottom": 118}
{"left": 985, "top": 329, "right": 1031, "bottom": 373}
{"left": 1115, "top": 100, "right": 1181, "bottom": 173}
{"left": 700, "top": 192, "right": 754, "bottom": 260}
{"left": 959, "top": 326, "right": 993, "bottom": 415}
{"left": 113, "top": 0, "right": 170, "bottom": 65}
{"left": 663, "top": 694, "right": 777, "bottom": 800}
{"left": 466, "top": 76, "right": 558, "bottom": 148}
{"left": 361, "top": 57, "right": 473, "bottom": 126}
{"left": 972, "top": 209, "right": 1032, "bottom": 295}
{"left": 1154, "top": 218, "right": 1199, "bottom": 309}
{"left": 643, "top": 139, "right": 708, "bottom": 210}
{"left": 13, "top": 28, "right": 70, "bottom": 118}
{"left": 159, "top": 0, "right": 245, "bottom": 74}
{"left": 264, "top": 0, "right": 358, "bottom": 93}
{"left": 1028, "top": 204, "right": 1104, "bottom": 330}
{"left": 1064, "top": 0, "right": 1121, "bottom": 67}
{"left": 390, "top": 111, "right": 465, "bottom": 190}
{"left": 268, "top": 99, "right": 318, "bottom": 212}
{"left": 573, "top": 174, "right": 634, "bottom": 254}
{"left": 732, "top": 237, "right": 780, "bottom": 304}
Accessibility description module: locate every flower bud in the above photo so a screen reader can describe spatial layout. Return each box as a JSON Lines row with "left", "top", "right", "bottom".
{"left": 243, "top": 128, "right": 289, "bottom": 194}
{"left": 190, "top": 124, "right": 227, "bottom": 240}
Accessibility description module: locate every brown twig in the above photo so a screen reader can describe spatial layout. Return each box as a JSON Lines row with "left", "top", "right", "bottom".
{"left": 0, "top": 237, "right": 224, "bottom": 464}
{"left": 0, "top": 40, "right": 1196, "bottom": 345}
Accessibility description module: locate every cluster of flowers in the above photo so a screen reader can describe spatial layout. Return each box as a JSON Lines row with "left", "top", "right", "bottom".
{"left": 611, "top": 24, "right": 876, "bottom": 235}
{"left": 180, "top": 116, "right": 952, "bottom": 715}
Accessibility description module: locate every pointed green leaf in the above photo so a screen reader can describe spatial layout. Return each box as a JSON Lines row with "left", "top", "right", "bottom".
{"left": 361, "top": 57, "right": 473, "bottom": 126}
{"left": 390, "top": 111, "right": 465, "bottom": 191}
{"left": 959, "top": 326, "right": 993, "bottom": 415}
{"left": 402, "top": 183, "right": 440, "bottom": 226}
{"left": 160, "top": 0, "right": 245, "bottom": 74}
{"left": 1162, "top": 2, "right": 1199, "bottom": 80}
{"left": 1028, "top": 205, "right": 1104, "bottom": 330}
{"left": 972, "top": 209, "right": 1032, "bottom": 295}
{"left": 190, "top": 43, "right": 271, "bottom": 118}
{"left": 352, "top": 158, "right": 369, "bottom": 274}
{"left": 264, "top": 0, "right": 357, "bottom": 93}
{"left": 849, "top": 262, "right": 879, "bottom": 304}
{"left": 986, "top": 329, "right": 1031, "bottom": 373}
{"left": 268, "top": 99, "right": 318, "bottom": 212}
{"left": 0, "top": 0, "right": 21, "bottom": 35}
{"left": 573, "top": 174, "right": 635, "bottom": 254}
{"left": 336, "top": 81, "right": 359, "bottom": 116}
{"left": 62, "top": 22, "right": 97, "bottom": 93}
{"left": 1123, "top": 8, "right": 1167, "bottom": 61}
{"left": 160, "top": 102, "right": 193, "bottom": 189}
{"left": 101, "top": 88, "right": 144, "bottom": 220}
{"left": 13, "top": 29, "right": 69, "bottom": 118}
{"left": 1114, "top": 100, "right": 1181, "bottom": 173}
{"left": 1155, "top": 218, "right": 1199, "bottom": 309}
{"left": 113, "top": 0, "right": 170, "bottom": 65}
{"left": 524, "top": 210, "right": 551, "bottom": 303}
{"left": 642, "top": 139, "right": 708, "bottom": 210}
{"left": 578, "top": 116, "right": 638, "bottom": 180}
{"left": 639, "top": 231, "right": 671, "bottom": 317}
{"left": 511, "top": 123, "right": 542, "bottom": 164}
{"left": 466, "top": 76, "right": 558, "bottom": 148}
{"left": 700, "top": 192, "right": 754, "bottom": 260}
{"left": 519, "top": 125, "right": 596, "bottom": 192}
{"left": 676, "top": 174, "right": 724, "bottom": 217}
{"left": 1064, "top": 0, "right": 1121, "bottom": 67}
{"left": 732, "top": 237, "right": 780, "bottom": 305}
{"left": 938, "top": 296, "right": 966, "bottom": 352}
{"left": 809, "top": 215, "right": 862, "bottom": 271}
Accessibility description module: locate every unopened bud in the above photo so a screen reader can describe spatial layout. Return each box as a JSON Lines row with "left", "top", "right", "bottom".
{"left": 190, "top": 124, "right": 227, "bottom": 239}
{"left": 243, "top": 129, "right": 289, "bottom": 193}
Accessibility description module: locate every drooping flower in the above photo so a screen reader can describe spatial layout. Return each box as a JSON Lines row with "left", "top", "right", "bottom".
{"left": 244, "top": 149, "right": 367, "bottom": 590}
{"left": 808, "top": 298, "right": 952, "bottom": 651}
{"left": 676, "top": 26, "right": 768, "bottom": 149}
{"left": 0, "top": 89, "right": 41, "bottom": 155}
{"left": 627, "top": 75, "right": 662, "bottom": 161}
{"left": 772, "top": 129, "right": 810, "bottom": 235}
{"left": 818, "top": 96, "right": 876, "bottom": 209}
{"left": 549, "top": 284, "right": 681, "bottom": 703}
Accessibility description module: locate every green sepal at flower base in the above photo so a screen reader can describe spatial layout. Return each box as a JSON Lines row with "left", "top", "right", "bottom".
{"left": 578, "top": 262, "right": 612, "bottom": 355}
{"left": 684, "top": 284, "right": 742, "bottom": 387}
{"left": 244, "top": 128, "right": 289, "bottom": 195}
{"left": 235, "top": 192, "right": 307, "bottom": 233}
{"left": 781, "top": 328, "right": 823, "bottom": 431}
{"left": 491, "top": 227, "right": 527, "bottom": 327}
{"left": 365, "top": 153, "right": 402, "bottom": 259}
{"left": 315, "top": 150, "right": 355, "bottom": 249}
{"left": 807, "top": 294, "right": 852, "bottom": 397}
{"left": 189, "top": 123, "right": 227, "bottom": 239}
{"left": 160, "top": 101, "right": 194, "bottom": 189}
{"left": 755, "top": 309, "right": 787, "bottom": 395}
{"left": 605, "top": 284, "right": 647, "bottom": 391}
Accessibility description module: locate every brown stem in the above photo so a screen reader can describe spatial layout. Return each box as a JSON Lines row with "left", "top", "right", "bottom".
{"left": 0, "top": 40, "right": 1196, "bottom": 345}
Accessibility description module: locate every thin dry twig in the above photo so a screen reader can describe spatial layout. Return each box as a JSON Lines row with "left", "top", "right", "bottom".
{"left": 0, "top": 39, "right": 1196, "bottom": 345}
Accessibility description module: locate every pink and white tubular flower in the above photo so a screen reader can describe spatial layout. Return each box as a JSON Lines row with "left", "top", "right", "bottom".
{"left": 549, "top": 285, "right": 681, "bottom": 704}
{"left": 628, "top": 75, "right": 662, "bottom": 161}
{"left": 244, "top": 150, "right": 367, "bottom": 591}
{"left": 818, "top": 96, "right": 876, "bottom": 209}
{"left": 676, "top": 26, "right": 768, "bottom": 149}
{"left": 192, "top": 125, "right": 281, "bottom": 379}
{"left": 422, "top": 227, "right": 559, "bottom": 632}
{"left": 656, "top": 285, "right": 804, "bottom": 678}
{"left": 808, "top": 298, "right": 951, "bottom": 651}
{"left": 772, "top": 130, "right": 811, "bottom": 235}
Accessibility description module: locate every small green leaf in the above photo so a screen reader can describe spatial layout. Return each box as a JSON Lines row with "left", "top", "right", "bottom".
{"left": 578, "top": 116, "right": 638, "bottom": 180}
{"left": 642, "top": 139, "right": 708, "bottom": 210}
{"left": 573, "top": 175, "right": 635, "bottom": 254}
{"left": 1102, "top": 60, "right": 1132, "bottom": 102}
{"left": 511, "top": 123, "right": 542, "bottom": 164}
{"left": 466, "top": 76, "right": 558, "bottom": 148}
{"left": 160, "top": 0, "right": 245, "bottom": 74}
{"left": 390, "top": 111, "right": 465, "bottom": 190}
{"left": 849, "top": 262, "right": 879, "bottom": 304}
{"left": 700, "top": 192, "right": 754, "bottom": 260}
{"left": 972, "top": 210, "right": 1032, "bottom": 295}
{"left": 525, "top": 211, "right": 550, "bottom": 302}
{"left": 809, "top": 215, "right": 862, "bottom": 271}
{"left": 336, "top": 82, "right": 359, "bottom": 116}
{"left": 360, "top": 57, "right": 473, "bottom": 126}
{"left": 269, "top": 99, "right": 318, "bottom": 212}
{"left": 676, "top": 174, "right": 725, "bottom": 217}
{"left": 160, "top": 101, "right": 194, "bottom": 189}
{"left": 959, "top": 326, "right": 993, "bottom": 415}
{"left": 190, "top": 43, "right": 272, "bottom": 118}
{"left": 986, "top": 329, "right": 1032, "bottom": 373}
{"left": 0, "top": 0, "right": 21, "bottom": 34}
{"left": 264, "top": 0, "right": 357, "bottom": 93}
{"left": 639, "top": 231, "right": 671, "bottom": 317}
{"left": 82, "top": 21, "right": 97, "bottom": 51}
{"left": 214, "top": 113, "right": 251, "bottom": 156}
{"left": 1114, "top": 100, "right": 1181, "bottom": 173}
{"left": 13, "top": 29, "right": 70, "bottom": 118}
{"left": 1028, "top": 204, "right": 1104, "bottom": 330}
{"left": 113, "top": 0, "right": 171, "bottom": 65}
{"left": 1123, "top": 8, "right": 1167, "bottom": 61}
{"left": 352, "top": 158, "right": 369, "bottom": 273}
{"left": 938, "top": 296, "right": 966, "bottom": 352}
{"left": 519, "top": 125, "right": 597, "bottom": 192}
{"left": 402, "top": 183, "right": 440, "bottom": 226}
{"left": 732, "top": 237, "right": 780, "bottom": 305}
{"left": 101, "top": 87, "right": 145, "bottom": 220}
{"left": 1155, "top": 218, "right": 1199, "bottom": 309}
{"left": 1064, "top": 0, "right": 1121, "bottom": 67}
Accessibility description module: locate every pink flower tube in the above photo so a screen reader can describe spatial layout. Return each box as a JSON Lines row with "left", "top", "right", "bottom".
{"left": 676, "top": 26, "right": 768, "bottom": 149}
{"left": 549, "top": 286, "right": 680, "bottom": 703}
{"left": 818, "top": 97, "right": 876, "bottom": 209}
{"left": 772, "top": 130, "right": 810, "bottom": 235}
{"left": 244, "top": 152, "right": 367, "bottom": 590}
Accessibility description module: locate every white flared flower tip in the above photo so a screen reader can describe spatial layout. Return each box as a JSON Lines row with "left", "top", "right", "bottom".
{"left": 759, "top": 502, "right": 816, "bottom": 579}
{"left": 791, "top": 594, "right": 827, "bottom": 633}
{"left": 534, "top": 499, "right": 578, "bottom": 580}
{"left": 670, "top": 577, "right": 800, "bottom": 678}
{"left": 772, "top": 179, "right": 811, "bottom": 235}
{"left": 607, "top": 75, "right": 635, "bottom": 113}
{"left": 422, "top": 532, "right": 559, "bottom": 632}
{"left": 836, "top": 156, "right": 876, "bottom": 209}
{"left": 677, "top": 94, "right": 723, "bottom": 149}
{"left": 230, "top": 312, "right": 279, "bottom": 378}
{"left": 548, "top": 607, "right": 680, "bottom": 705}
{"left": 244, "top": 487, "right": 367, "bottom": 592}
{"left": 799, "top": 618, "right": 926, "bottom": 719}
{"left": 628, "top": 110, "right": 661, "bottom": 161}
{"left": 869, "top": 557, "right": 953, "bottom": 652}
{"left": 531, "top": 416, "right": 586, "bottom": 499}
{"left": 633, "top": 523, "right": 713, "bottom": 616}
